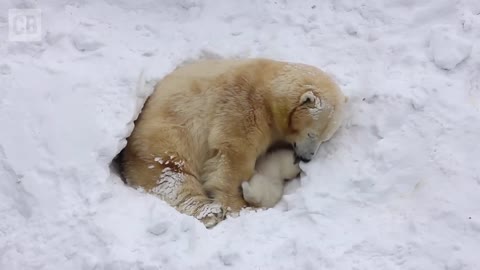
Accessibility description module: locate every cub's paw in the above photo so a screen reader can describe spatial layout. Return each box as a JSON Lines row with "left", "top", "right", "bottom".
{"left": 241, "top": 181, "right": 250, "bottom": 195}
{"left": 241, "top": 182, "right": 259, "bottom": 206}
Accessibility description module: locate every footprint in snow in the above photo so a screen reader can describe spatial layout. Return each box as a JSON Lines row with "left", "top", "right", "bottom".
{"left": 71, "top": 33, "right": 104, "bottom": 52}
{"left": 0, "top": 64, "right": 11, "bottom": 75}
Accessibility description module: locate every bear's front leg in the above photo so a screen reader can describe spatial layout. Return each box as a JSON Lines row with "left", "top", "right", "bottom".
{"left": 202, "top": 148, "right": 257, "bottom": 213}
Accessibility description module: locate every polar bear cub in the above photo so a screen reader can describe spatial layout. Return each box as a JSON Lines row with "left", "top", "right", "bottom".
{"left": 242, "top": 149, "right": 301, "bottom": 208}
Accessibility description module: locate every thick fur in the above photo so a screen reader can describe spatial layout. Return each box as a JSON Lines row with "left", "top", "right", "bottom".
{"left": 242, "top": 149, "right": 300, "bottom": 208}
{"left": 120, "top": 58, "right": 347, "bottom": 228}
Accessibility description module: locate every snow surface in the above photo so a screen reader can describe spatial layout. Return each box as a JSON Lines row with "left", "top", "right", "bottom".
{"left": 428, "top": 25, "right": 472, "bottom": 70}
{"left": 1, "top": 0, "right": 480, "bottom": 269}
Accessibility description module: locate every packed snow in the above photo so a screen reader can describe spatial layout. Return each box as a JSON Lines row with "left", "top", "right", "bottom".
{"left": 1, "top": 0, "right": 480, "bottom": 269}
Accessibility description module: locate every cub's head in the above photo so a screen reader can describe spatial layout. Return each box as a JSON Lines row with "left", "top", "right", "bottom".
{"left": 271, "top": 63, "right": 348, "bottom": 163}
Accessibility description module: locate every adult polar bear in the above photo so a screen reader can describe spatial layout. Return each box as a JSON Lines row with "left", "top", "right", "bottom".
{"left": 120, "top": 58, "right": 347, "bottom": 228}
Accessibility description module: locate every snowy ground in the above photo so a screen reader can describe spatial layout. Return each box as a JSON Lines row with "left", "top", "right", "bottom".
{"left": 1, "top": 0, "right": 480, "bottom": 269}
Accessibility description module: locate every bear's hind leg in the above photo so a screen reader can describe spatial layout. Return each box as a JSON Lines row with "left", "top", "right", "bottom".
{"left": 124, "top": 152, "right": 226, "bottom": 228}
{"left": 165, "top": 172, "right": 226, "bottom": 228}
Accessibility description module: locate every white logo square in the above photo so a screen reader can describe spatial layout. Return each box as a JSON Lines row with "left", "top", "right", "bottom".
{"left": 8, "top": 9, "right": 42, "bottom": 42}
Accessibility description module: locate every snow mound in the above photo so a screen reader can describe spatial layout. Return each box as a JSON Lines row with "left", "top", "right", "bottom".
{"left": 428, "top": 25, "right": 472, "bottom": 70}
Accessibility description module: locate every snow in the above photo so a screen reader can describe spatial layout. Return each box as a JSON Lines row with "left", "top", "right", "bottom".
{"left": 428, "top": 25, "right": 472, "bottom": 70}
{"left": 1, "top": 0, "right": 479, "bottom": 269}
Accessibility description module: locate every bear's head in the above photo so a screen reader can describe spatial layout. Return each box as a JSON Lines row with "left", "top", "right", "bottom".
{"left": 271, "top": 63, "right": 347, "bottom": 163}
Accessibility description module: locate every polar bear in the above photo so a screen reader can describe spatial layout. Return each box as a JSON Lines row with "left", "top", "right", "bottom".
{"left": 242, "top": 149, "right": 301, "bottom": 208}
{"left": 119, "top": 58, "right": 347, "bottom": 228}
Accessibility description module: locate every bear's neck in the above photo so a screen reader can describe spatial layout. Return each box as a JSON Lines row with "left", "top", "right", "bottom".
{"left": 234, "top": 62, "right": 289, "bottom": 141}
{"left": 269, "top": 100, "right": 290, "bottom": 137}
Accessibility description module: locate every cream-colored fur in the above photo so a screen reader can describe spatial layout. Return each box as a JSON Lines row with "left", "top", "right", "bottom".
{"left": 120, "top": 58, "right": 347, "bottom": 228}
{"left": 242, "top": 149, "right": 300, "bottom": 208}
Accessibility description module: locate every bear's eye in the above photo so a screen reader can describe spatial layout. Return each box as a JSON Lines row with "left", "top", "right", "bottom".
{"left": 308, "top": 133, "right": 315, "bottom": 138}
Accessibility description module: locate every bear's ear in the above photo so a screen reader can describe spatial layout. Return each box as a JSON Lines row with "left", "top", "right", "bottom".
{"left": 299, "top": 91, "right": 323, "bottom": 111}
{"left": 299, "top": 91, "right": 315, "bottom": 106}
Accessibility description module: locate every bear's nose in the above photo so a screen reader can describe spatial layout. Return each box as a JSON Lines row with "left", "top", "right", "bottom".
{"left": 294, "top": 154, "right": 311, "bottom": 163}
{"left": 299, "top": 156, "right": 311, "bottom": 163}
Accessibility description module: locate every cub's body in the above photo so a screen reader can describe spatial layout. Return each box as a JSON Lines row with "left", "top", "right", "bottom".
{"left": 242, "top": 149, "right": 300, "bottom": 208}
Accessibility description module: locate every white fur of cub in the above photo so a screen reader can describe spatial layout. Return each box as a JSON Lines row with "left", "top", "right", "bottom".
{"left": 242, "top": 149, "right": 301, "bottom": 208}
